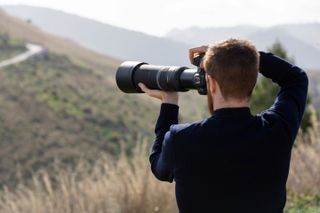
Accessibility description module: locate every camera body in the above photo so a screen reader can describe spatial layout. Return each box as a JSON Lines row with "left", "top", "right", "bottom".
{"left": 115, "top": 54, "right": 207, "bottom": 95}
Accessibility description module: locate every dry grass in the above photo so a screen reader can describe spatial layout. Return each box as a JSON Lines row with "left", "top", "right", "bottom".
{"left": 0, "top": 127, "right": 319, "bottom": 213}
{"left": 288, "top": 108, "right": 320, "bottom": 193}
{"left": 0, "top": 119, "right": 319, "bottom": 213}
{"left": 0, "top": 141, "right": 177, "bottom": 213}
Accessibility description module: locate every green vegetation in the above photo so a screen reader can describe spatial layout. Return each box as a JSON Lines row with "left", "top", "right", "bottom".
{"left": 0, "top": 14, "right": 319, "bottom": 212}
{"left": 0, "top": 142, "right": 177, "bottom": 213}
{"left": 307, "top": 70, "right": 320, "bottom": 113}
{"left": 0, "top": 35, "right": 160, "bottom": 188}
{"left": 0, "top": 34, "right": 26, "bottom": 61}
{"left": 0, "top": 140, "right": 318, "bottom": 213}
{"left": 286, "top": 191, "right": 320, "bottom": 213}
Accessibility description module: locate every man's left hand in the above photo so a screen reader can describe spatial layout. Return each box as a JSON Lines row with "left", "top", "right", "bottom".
{"left": 138, "top": 83, "right": 179, "bottom": 105}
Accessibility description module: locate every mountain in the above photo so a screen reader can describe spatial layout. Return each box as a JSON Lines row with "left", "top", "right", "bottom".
{"left": 2, "top": 5, "right": 190, "bottom": 66}
{"left": 280, "top": 23, "right": 320, "bottom": 52}
{"left": 0, "top": 6, "right": 206, "bottom": 123}
{"left": 0, "top": 13, "right": 157, "bottom": 187}
{"left": 166, "top": 24, "right": 320, "bottom": 70}
{"left": 3, "top": 5, "right": 320, "bottom": 70}
{"left": 248, "top": 27, "right": 320, "bottom": 70}
{"left": 0, "top": 10, "right": 206, "bottom": 187}
{"left": 167, "top": 25, "right": 260, "bottom": 45}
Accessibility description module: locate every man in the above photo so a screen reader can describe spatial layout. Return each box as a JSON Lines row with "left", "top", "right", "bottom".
{"left": 138, "top": 38, "right": 308, "bottom": 213}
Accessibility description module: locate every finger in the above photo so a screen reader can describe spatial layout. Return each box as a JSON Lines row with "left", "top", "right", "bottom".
{"left": 138, "top": 83, "right": 160, "bottom": 96}
{"left": 148, "top": 91, "right": 162, "bottom": 99}
{"left": 188, "top": 46, "right": 208, "bottom": 64}
{"left": 189, "top": 47, "right": 199, "bottom": 64}
{"left": 138, "top": 83, "right": 149, "bottom": 93}
{"left": 138, "top": 83, "right": 162, "bottom": 99}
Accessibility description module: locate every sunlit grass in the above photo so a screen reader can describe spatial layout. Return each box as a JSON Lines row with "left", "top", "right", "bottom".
{"left": 0, "top": 123, "right": 319, "bottom": 213}
{"left": 0, "top": 141, "right": 177, "bottom": 213}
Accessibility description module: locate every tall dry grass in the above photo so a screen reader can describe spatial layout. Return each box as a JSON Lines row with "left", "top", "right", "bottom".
{"left": 288, "top": 108, "right": 320, "bottom": 193}
{"left": 0, "top": 141, "right": 177, "bottom": 213}
{"left": 0, "top": 120, "right": 319, "bottom": 213}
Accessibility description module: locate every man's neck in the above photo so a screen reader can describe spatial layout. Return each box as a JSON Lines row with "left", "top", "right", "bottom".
{"left": 213, "top": 97, "right": 250, "bottom": 111}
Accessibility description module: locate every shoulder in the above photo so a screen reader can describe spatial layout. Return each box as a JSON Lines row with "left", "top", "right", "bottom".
{"left": 257, "top": 108, "right": 288, "bottom": 126}
{"left": 169, "top": 118, "right": 209, "bottom": 136}
{"left": 256, "top": 109, "right": 291, "bottom": 137}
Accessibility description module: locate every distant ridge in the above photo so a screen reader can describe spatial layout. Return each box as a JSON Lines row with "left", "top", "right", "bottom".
{"left": 166, "top": 23, "right": 320, "bottom": 69}
{"left": 2, "top": 5, "right": 191, "bottom": 66}
{"left": 2, "top": 5, "right": 320, "bottom": 69}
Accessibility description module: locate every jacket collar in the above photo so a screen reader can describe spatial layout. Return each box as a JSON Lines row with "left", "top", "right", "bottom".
{"left": 212, "top": 107, "right": 253, "bottom": 120}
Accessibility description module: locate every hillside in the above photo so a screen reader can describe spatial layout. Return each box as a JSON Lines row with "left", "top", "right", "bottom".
{"left": 3, "top": 5, "right": 320, "bottom": 70}
{"left": 2, "top": 5, "right": 191, "bottom": 66}
{"left": 0, "top": 34, "right": 26, "bottom": 61}
{"left": 0, "top": 35, "right": 160, "bottom": 187}
{"left": 0, "top": 9, "right": 206, "bottom": 121}
{"left": 0, "top": 9, "right": 161, "bottom": 187}
{"left": 0, "top": 7, "right": 319, "bottom": 213}
{"left": 0, "top": 10, "right": 120, "bottom": 72}
{"left": 0, "top": 11, "right": 206, "bottom": 187}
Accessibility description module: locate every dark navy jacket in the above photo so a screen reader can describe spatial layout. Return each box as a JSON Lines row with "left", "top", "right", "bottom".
{"left": 149, "top": 52, "right": 308, "bottom": 213}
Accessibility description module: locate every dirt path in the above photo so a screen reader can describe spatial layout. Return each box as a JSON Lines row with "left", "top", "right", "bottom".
{"left": 0, "top": 43, "right": 44, "bottom": 68}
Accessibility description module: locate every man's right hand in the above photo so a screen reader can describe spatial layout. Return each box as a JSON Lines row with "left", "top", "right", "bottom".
{"left": 188, "top": 45, "right": 208, "bottom": 65}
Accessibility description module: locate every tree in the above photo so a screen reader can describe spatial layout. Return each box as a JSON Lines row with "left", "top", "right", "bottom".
{"left": 251, "top": 40, "right": 314, "bottom": 132}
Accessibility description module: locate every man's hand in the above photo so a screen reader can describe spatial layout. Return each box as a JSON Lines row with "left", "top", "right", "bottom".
{"left": 189, "top": 45, "right": 208, "bottom": 66}
{"left": 138, "top": 83, "right": 179, "bottom": 105}
{"left": 137, "top": 45, "right": 209, "bottom": 106}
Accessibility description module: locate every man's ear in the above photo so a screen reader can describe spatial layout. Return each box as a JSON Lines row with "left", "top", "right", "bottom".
{"left": 207, "top": 75, "right": 216, "bottom": 95}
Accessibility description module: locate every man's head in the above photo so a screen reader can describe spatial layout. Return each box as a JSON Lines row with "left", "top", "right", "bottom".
{"left": 203, "top": 39, "right": 259, "bottom": 113}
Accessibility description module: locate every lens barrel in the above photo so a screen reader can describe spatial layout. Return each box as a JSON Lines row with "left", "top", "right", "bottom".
{"left": 115, "top": 61, "right": 207, "bottom": 95}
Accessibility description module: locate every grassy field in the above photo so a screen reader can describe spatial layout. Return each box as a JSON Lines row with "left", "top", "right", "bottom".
{"left": 0, "top": 34, "right": 26, "bottom": 61}
{"left": 0, "top": 127, "right": 319, "bottom": 213}
{"left": 0, "top": 47, "right": 163, "bottom": 188}
{"left": 0, "top": 9, "right": 319, "bottom": 213}
{"left": 0, "top": 11, "right": 205, "bottom": 192}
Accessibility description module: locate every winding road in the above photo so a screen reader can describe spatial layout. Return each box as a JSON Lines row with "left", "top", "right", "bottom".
{"left": 0, "top": 43, "right": 44, "bottom": 68}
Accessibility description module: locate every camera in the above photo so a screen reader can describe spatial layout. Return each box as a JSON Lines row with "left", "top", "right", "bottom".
{"left": 115, "top": 54, "right": 207, "bottom": 95}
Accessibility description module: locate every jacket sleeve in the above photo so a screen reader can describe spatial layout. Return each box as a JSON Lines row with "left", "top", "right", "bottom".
{"left": 259, "top": 52, "right": 309, "bottom": 141}
{"left": 149, "top": 103, "right": 178, "bottom": 182}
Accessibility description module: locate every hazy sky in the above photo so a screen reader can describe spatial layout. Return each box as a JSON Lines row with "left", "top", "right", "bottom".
{"left": 0, "top": 0, "right": 319, "bottom": 36}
